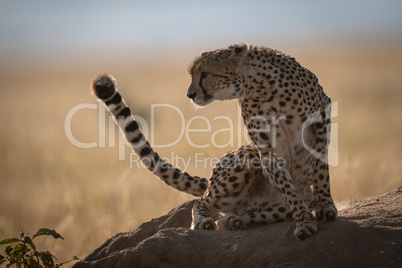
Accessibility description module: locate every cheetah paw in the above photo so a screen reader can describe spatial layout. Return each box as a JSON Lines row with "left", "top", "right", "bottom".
{"left": 191, "top": 217, "right": 216, "bottom": 230}
{"left": 228, "top": 217, "right": 246, "bottom": 231}
{"left": 294, "top": 213, "right": 317, "bottom": 240}
{"left": 315, "top": 203, "right": 338, "bottom": 222}
{"left": 218, "top": 216, "right": 246, "bottom": 231}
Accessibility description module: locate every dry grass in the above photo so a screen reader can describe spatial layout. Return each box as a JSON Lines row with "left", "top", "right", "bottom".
{"left": 0, "top": 43, "right": 401, "bottom": 263}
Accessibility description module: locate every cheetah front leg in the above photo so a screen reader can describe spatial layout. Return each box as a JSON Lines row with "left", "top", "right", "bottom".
{"left": 312, "top": 162, "right": 337, "bottom": 221}
{"left": 310, "top": 113, "right": 337, "bottom": 221}
{"left": 264, "top": 167, "right": 317, "bottom": 240}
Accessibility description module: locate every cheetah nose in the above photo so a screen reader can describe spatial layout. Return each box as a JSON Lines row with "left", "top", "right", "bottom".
{"left": 187, "top": 92, "right": 197, "bottom": 100}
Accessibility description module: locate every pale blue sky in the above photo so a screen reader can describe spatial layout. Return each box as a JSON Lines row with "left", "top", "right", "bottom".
{"left": 0, "top": 0, "right": 401, "bottom": 59}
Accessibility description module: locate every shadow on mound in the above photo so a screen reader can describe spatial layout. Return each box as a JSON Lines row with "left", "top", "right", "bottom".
{"left": 74, "top": 187, "right": 402, "bottom": 267}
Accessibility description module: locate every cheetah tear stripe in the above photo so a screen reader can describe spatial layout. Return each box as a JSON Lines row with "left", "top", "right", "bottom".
{"left": 91, "top": 73, "right": 208, "bottom": 197}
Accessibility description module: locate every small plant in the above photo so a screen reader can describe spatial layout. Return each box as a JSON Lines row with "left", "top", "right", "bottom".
{"left": 0, "top": 228, "right": 78, "bottom": 267}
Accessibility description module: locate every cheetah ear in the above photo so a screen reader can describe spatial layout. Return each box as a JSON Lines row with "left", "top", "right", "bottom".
{"left": 200, "top": 51, "right": 209, "bottom": 57}
{"left": 228, "top": 43, "right": 250, "bottom": 62}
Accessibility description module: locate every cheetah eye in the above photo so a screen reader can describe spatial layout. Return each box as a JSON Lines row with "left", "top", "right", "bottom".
{"left": 200, "top": 72, "right": 209, "bottom": 80}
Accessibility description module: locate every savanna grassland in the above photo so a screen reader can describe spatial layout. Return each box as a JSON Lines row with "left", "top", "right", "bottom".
{"left": 1, "top": 43, "right": 401, "bottom": 263}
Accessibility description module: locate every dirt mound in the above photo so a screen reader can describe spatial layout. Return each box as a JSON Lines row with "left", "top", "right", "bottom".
{"left": 74, "top": 187, "right": 402, "bottom": 267}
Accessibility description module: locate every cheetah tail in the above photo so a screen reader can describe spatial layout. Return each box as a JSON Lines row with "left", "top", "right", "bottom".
{"left": 90, "top": 73, "right": 208, "bottom": 197}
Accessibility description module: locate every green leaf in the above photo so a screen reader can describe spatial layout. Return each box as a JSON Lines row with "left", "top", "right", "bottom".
{"left": 13, "top": 243, "right": 27, "bottom": 257}
{"left": 0, "top": 238, "right": 20, "bottom": 245}
{"left": 5, "top": 246, "right": 13, "bottom": 255}
{"left": 39, "top": 251, "right": 55, "bottom": 267}
{"left": 29, "top": 258, "right": 41, "bottom": 268}
{"left": 25, "top": 255, "right": 41, "bottom": 268}
{"left": 24, "top": 236, "right": 36, "bottom": 250}
{"left": 33, "top": 228, "right": 64, "bottom": 240}
{"left": 8, "top": 243, "right": 25, "bottom": 265}
{"left": 0, "top": 258, "right": 5, "bottom": 265}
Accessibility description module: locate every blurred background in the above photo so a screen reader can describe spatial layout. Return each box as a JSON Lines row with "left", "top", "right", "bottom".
{"left": 1, "top": 0, "right": 401, "bottom": 263}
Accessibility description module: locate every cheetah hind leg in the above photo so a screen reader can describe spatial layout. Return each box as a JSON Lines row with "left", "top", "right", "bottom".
{"left": 191, "top": 199, "right": 216, "bottom": 230}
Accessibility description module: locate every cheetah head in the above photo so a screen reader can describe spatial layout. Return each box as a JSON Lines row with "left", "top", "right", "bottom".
{"left": 187, "top": 43, "right": 250, "bottom": 106}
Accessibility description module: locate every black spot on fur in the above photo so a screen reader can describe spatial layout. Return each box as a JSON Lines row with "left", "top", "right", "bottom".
{"left": 260, "top": 132, "right": 269, "bottom": 140}
{"left": 199, "top": 183, "right": 207, "bottom": 190}
{"left": 125, "top": 121, "right": 139, "bottom": 132}
{"left": 140, "top": 147, "right": 151, "bottom": 157}
{"left": 159, "top": 164, "right": 168, "bottom": 173}
{"left": 234, "top": 165, "right": 244, "bottom": 172}
{"left": 130, "top": 134, "right": 143, "bottom": 144}
{"left": 278, "top": 207, "right": 286, "bottom": 213}
{"left": 228, "top": 176, "right": 238, "bottom": 182}
{"left": 117, "top": 107, "right": 131, "bottom": 118}
{"left": 105, "top": 92, "right": 122, "bottom": 106}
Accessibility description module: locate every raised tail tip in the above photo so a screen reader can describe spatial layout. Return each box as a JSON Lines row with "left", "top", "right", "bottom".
{"left": 90, "top": 73, "right": 117, "bottom": 100}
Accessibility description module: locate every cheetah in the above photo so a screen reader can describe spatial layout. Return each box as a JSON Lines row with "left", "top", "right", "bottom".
{"left": 91, "top": 43, "right": 336, "bottom": 240}
{"left": 187, "top": 43, "right": 337, "bottom": 239}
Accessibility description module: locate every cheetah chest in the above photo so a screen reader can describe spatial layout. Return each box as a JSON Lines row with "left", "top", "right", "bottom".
{"left": 240, "top": 100, "right": 314, "bottom": 184}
